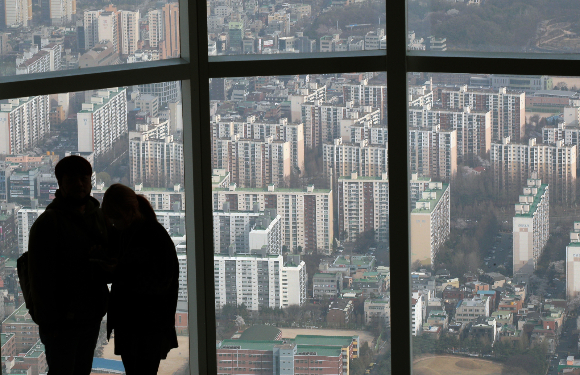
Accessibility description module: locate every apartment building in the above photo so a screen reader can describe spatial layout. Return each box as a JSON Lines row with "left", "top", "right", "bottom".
{"left": 513, "top": 174, "right": 549, "bottom": 275}
{"left": 411, "top": 297, "right": 423, "bottom": 336}
{"left": 162, "top": 3, "right": 180, "bottom": 59}
{"left": 77, "top": 87, "right": 128, "bottom": 158}
{"left": 408, "top": 105, "right": 491, "bottom": 163}
{"left": 249, "top": 212, "right": 282, "bottom": 255}
{"left": 364, "top": 298, "right": 390, "bottom": 325}
{"left": 156, "top": 210, "right": 185, "bottom": 236}
{"left": 565, "top": 222, "right": 580, "bottom": 300}
{"left": 0, "top": 95, "right": 50, "bottom": 155}
{"left": 342, "top": 81, "right": 388, "bottom": 122}
{"left": 48, "top": 0, "right": 74, "bottom": 25}
{"left": 491, "top": 137, "right": 575, "bottom": 203}
{"left": 281, "top": 256, "right": 307, "bottom": 307}
{"left": 410, "top": 182, "right": 451, "bottom": 266}
{"left": 83, "top": 10, "right": 102, "bottom": 50}
{"left": 9, "top": 168, "right": 40, "bottom": 202}
{"left": 212, "top": 117, "right": 304, "bottom": 173}
{"left": 213, "top": 184, "right": 333, "bottom": 254}
{"left": 1, "top": 304, "right": 39, "bottom": 354}
{"left": 213, "top": 210, "right": 262, "bottom": 254}
{"left": 119, "top": 10, "right": 139, "bottom": 55}
{"left": 129, "top": 132, "right": 184, "bottom": 188}
{"left": 455, "top": 297, "right": 491, "bottom": 324}
{"left": 16, "top": 43, "right": 62, "bottom": 75}
{"left": 312, "top": 272, "right": 342, "bottom": 299}
{"left": 5, "top": 0, "right": 32, "bottom": 27}
{"left": 409, "top": 125, "right": 457, "bottom": 181}
{"left": 543, "top": 121, "right": 580, "bottom": 164}
{"left": 138, "top": 81, "right": 181, "bottom": 107}
{"left": 147, "top": 9, "right": 163, "bottom": 48}
{"left": 97, "top": 10, "right": 119, "bottom": 52}
{"left": 338, "top": 171, "right": 389, "bottom": 243}
{"left": 16, "top": 208, "right": 44, "bottom": 255}
{"left": 133, "top": 183, "right": 185, "bottom": 211}
{"left": 323, "top": 138, "right": 388, "bottom": 180}
{"left": 440, "top": 85, "right": 525, "bottom": 143}
{"left": 214, "top": 253, "right": 282, "bottom": 311}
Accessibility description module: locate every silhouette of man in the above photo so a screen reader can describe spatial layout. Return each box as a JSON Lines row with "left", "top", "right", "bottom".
{"left": 28, "top": 155, "right": 109, "bottom": 375}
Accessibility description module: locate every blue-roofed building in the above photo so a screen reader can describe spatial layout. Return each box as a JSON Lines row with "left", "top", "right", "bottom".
{"left": 92, "top": 358, "right": 125, "bottom": 374}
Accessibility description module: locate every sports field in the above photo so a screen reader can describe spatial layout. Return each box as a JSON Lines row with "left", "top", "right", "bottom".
{"left": 413, "top": 356, "right": 506, "bottom": 375}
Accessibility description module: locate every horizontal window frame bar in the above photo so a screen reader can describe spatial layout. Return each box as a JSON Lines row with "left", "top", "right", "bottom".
{"left": 0, "top": 59, "right": 190, "bottom": 100}
{"left": 208, "top": 52, "right": 387, "bottom": 77}
{"left": 407, "top": 54, "right": 580, "bottom": 76}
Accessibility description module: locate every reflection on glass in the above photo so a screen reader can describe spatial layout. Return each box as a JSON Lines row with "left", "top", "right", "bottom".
{"left": 207, "top": 1, "right": 386, "bottom": 55}
{"left": 210, "top": 73, "right": 390, "bottom": 375}
{"left": 408, "top": 73, "right": 580, "bottom": 375}
{"left": 0, "top": 82, "right": 187, "bottom": 374}
{"left": 0, "top": 2, "right": 180, "bottom": 77}
{"left": 408, "top": 0, "right": 580, "bottom": 53}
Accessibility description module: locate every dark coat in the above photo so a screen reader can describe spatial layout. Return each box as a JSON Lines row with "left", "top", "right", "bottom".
{"left": 27, "top": 190, "right": 110, "bottom": 328}
{"left": 107, "top": 218, "right": 179, "bottom": 359}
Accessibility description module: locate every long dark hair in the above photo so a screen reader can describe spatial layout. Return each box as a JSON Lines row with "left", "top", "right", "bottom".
{"left": 102, "top": 184, "right": 157, "bottom": 222}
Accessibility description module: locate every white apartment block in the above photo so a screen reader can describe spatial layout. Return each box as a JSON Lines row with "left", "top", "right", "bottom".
{"left": 0, "top": 96, "right": 50, "bottom": 155}
{"left": 134, "top": 184, "right": 185, "bottom": 211}
{"left": 409, "top": 125, "right": 457, "bottom": 181}
{"left": 176, "top": 242, "right": 187, "bottom": 301}
{"left": 249, "top": 213, "right": 282, "bottom": 255}
{"left": 364, "top": 298, "right": 390, "bottom": 325}
{"left": 323, "top": 137, "right": 388, "bottom": 179}
{"left": 410, "top": 182, "right": 450, "bottom": 266}
{"left": 491, "top": 137, "right": 576, "bottom": 203}
{"left": 119, "top": 10, "right": 139, "bottom": 55}
{"left": 408, "top": 105, "right": 491, "bottom": 163}
{"left": 342, "top": 81, "right": 388, "bottom": 122}
{"left": 50, "top": 0, "right": 74, "bottom": 25}
{"left": 411, "top": 297, "right": 423, "bottom": 336}
{"left": 129, "top": 134, "right": 184, "bottom": 188}
{"left": 565, "top": 222, "right": 580, "bottom": 301}
{"left": 97, "top": 11, "right": 119, "bottom": 52}
{"left": 213, "top": 135, "right": 291, "bottom": 189}
{"left": 5, "top": 0, "right": 31, "bottom": 27}
{"left": 214, "top": 253, "right": 282, "bottom": 311}
{"left": 84, "top": 10, "right": 102, "bottom": 50}
{"left": 339, "top": 111, "right": 386, "bottom": 145}
{"left": 213, "top": 184, "right": 333, "bottom": 254}
{"left": 17, "top": 208, "right": 45, "bottom": 255}
{"left": 513, "top": 175, "right": 549, "bottom": 275}
{"left": 455, "top": 297, "right": 491, "bottom": 323}
{"left": 156, "top": 210, "right": 185, "bottom": 236}
{"left": 281, "top": 258, "right": 307, "bottom": 307}
{"left": 338, "top": 172, "right": 389, "bottom": 243}
{"left": 213, "top": 210, "right": 262, "bottom": 254}
{"left": 543, "top": 121, "right": 580, "bottom": 164}
{"left": 410, "top": 173, "right": 433, "bottom": 206}
{"left": 440, "top": 86, "right": 525, "bottom": 143}
{"left": 288, "top": 84, "right": 326, "bottom": 122}
{"left": 16, "top": 43, "right": 62, "bottom": 75}
{"left": 212, "top": 117, "right": 304, "bottom": 173}
{"left": 147, "top": 9, "right": 163, "bottom": 48}
{"left": 77, "top": 87, "right": 128, "bottom": 158}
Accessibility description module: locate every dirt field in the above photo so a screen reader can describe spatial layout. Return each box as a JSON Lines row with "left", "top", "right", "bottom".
{"left": 550, "top": 76, "right": 580, "bottom": 89}
{"left": 279, "top": 328, "right": 374, "bottom": 345}
{"left": 101, "top": 335, "right": 189, "bottom": 375}
{"left": 413, "top": 355, "right": 506, "bottom": 375}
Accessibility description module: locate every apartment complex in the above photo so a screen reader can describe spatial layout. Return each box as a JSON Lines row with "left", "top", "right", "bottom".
{"left": 342, "top": 81, "right": 388, "bottom": 122}
{"left": 0, "top": 95, "right": 50, "bottom": 155}
{"left": 17, "top": 208, "right": 44, "bottom": 255}
{"left": 77, "top": 87, "right": 128, "bottom": 158}
{"left": 410, "top": 182, "right": 451, "bottom": 266}
{"left": 513, "top": 175, "right": 549, "bottom": 275}
{"left": 408, "top": 105, "right": 491, "bottom": 163}
{"left": 566, "top": 222, "right": 580, "bottom": 300}
{"left": 323, "top": 138, "right": 388, "bottom": 179}
{"left": 338, "top": 172, "right": 389, "bottom": 243}
{"left": 440, "top": 86, "right": 525, "bottom": 143}
{"left": 214, "top": 253, "right": 282, "bottom": 311}
{"left": 281, "top": 255, "right": 307, "bottom": 307}
{"left": 1, "top": 304, "right": 39, "bottom": 354}
{"left": 213, "top": 184, "right": 333, "bottom": 254}
{"left": 491, "top": 137, "right": 575, "bottom": 203}
{"left": 409, "top": 125, "right": 457, "bottom": 181}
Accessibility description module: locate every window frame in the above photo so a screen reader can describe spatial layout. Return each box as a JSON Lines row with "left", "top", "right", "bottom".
{"left": 1, "top": 0, "right": 579, "bottom": 373}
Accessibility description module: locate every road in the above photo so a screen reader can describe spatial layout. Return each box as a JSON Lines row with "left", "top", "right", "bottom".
{"left": 548, "top": 318, "right": 577, "bottom": 375}
{"left": 482, "top": 233, "right": 512, "bottom": 275}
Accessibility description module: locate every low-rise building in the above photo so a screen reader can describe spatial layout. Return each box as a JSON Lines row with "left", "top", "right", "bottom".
{"left": 364, "top": 298, "right": 390, "bottom": 326}
{"left": 327, "top": 299, "right": 354, "bottom": 327}
{"left": 312, "top": 273, "right": 342, "bottom": 299}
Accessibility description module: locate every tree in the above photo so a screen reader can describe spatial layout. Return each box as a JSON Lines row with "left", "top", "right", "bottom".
{"left": 96, "top": 172, "right": 111, "bottom": 186}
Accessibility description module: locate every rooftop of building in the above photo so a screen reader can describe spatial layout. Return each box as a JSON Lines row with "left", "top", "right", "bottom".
{"left": 213, "top": 186, "right": 331, "bottom": 193}
{"left": 2, "top": 303, "right": 33, "bottom": 324}
{"left": 296, "top": 345, "right": 342, "bottom": 357}
{"left": 1, "top": 332, "right": 14, "bottom": 346}
{"left": 313, "top": 273, "right": 338, "bottom": 279}
{"left": 411, "top": 183, "right": 449, "bottom": 214}
{"left": 514, "top": 184, "right": 548, "bottom": 218}
{"left": 239, "top": 325, "right": 281, "bottom": 341}
{"left": 290, "top": 335, "right": 357, "bottom": 347}
{"left": 218, "top": 339, "right": 283, "bottom": 351}
{"left": 78, "top": 87, "right": 126, "bottom": 114}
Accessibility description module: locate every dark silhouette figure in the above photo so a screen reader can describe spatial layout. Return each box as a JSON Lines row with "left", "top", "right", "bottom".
{"left": 28, "top": 155, "right": 110, "bottom": 375}
{"left": 101, "top": 184, "right": 179, "bottom": 374}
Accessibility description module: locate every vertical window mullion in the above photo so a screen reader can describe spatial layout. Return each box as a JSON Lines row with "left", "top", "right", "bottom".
{"left": 388, "top": 0, "right": 412, "bottom": 373}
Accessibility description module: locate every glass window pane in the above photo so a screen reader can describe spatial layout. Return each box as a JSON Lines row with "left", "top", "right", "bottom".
{"left": 0, "top": 82, "right": 187, "bottom": 375}
{"left": 207, "top": 1, "right": 385, "bottom": 56}
{"left": 0, "top": 2, "right": 180, "bottom": 77}
{"left": 210, "top": 73, "right": 390, "bottom": 375}
{"left": 409, "top": 73, "right": 577, "bottom": 373}
{"left": 407, "top": 1, "right": 580, "bottom": 53}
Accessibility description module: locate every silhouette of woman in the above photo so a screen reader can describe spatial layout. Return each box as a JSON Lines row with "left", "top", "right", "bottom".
{"left": 102, "top": 184, "right": 179, "bottom": 374}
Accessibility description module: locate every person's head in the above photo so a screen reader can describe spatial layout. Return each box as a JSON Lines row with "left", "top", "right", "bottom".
{"left": 55, "top": 156, "right": 93, "bottom": 204}
{"left": 102, "top": 184, "right": 156, "bottom": 230}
